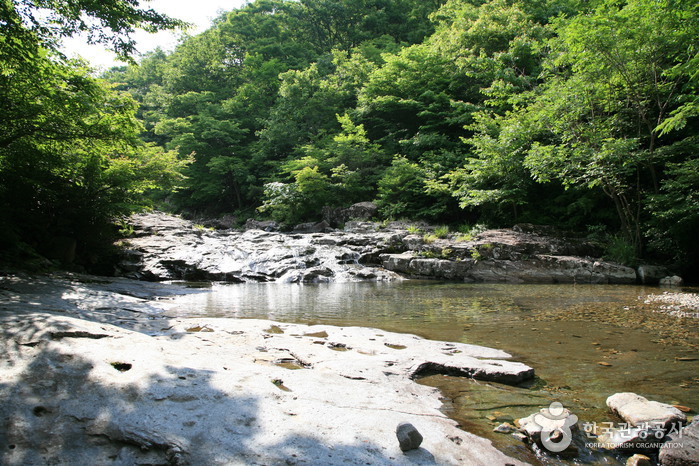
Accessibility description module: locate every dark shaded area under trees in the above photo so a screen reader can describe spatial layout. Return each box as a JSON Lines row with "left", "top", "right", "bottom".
{"left": 0, "top": 0, "right": 190, "bottom": 269}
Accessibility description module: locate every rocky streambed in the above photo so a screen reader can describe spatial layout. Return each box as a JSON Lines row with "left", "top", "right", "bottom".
{"left": 115, "top": 211, "right": 667, "bottom": 285}
{"left": 2, "top": 212, "right": 694, "bottom": 465}
{"left": 0, "top": 273, "right": 533, "bottom": 465}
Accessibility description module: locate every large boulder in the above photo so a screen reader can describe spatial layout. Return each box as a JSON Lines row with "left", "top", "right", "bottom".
{"left": 636, "top": 265, "right": 669, "bottom": 285}
{"left": 323, "top": 202, "right": 378, "bottom": 226}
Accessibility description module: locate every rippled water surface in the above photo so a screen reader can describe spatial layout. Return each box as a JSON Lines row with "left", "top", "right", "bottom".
{"left": 167, "top": 281, "right": 698, "bottom": 465}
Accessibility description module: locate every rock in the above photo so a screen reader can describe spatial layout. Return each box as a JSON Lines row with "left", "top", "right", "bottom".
{"left": 244, "top": 218, "right": 279, "bottom": 231}
{"left": 516, "top": 402, "right": 579, "bottom": 454}
{"left": 626, "top": 453, "right": 652, "bottom": 466}
{"left": 494, "top": 423, "right": 516, "bottom": 434}
{"left": 0, "top": 273, "right": 531, "bottom": 466}
{"left": 597, "top": 393, "right": 688, "bottom": 452}
{"left": 117, "top": 212, "right": 654, "bottom": 284}
{"left": 292, "top": 220, "right": 331, "bottom": 233}
{"left": 118, "top": 212, "right": 403, "bottom": 283}
{"left": 607, "top": 393, "right": 687, "bottom": 430}
{"left": 380, "top": 252, "right": 637, "bottom": 284}
{"left": 396, "top": 422, "right": 423, "bottom": 452}
{"left": 659, "top": 418, "right": 699, "bottom": 465}
{"left": 410, "top": 357, "right": 534, "bottom": 385}
{"left": 637, "top": 265, "right": 669, "bottom": 285}
{"left": 323, "top": 202, "right": 378, "bottom": 226}
{"left": 660, "top": 275, "right": 684, "bottom": 286}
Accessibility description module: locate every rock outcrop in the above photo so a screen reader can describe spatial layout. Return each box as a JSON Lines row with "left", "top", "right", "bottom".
{"left": 117, "top": 212, "right": 404, "bottom": 283}
{"left": 0, "top": 273, "right": 530, "bottom": 465}
{"left": 116, "top": 212, "right": 642, "bottom": 284}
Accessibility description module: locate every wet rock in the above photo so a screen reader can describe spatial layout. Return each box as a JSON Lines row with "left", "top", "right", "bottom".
{"left": 516, "top": 403, "right": 579, "bottom": 454}
{"left": 637, "top": 265, "right": 669, "bottom": 285}
{"left": 396, "top": 422, "right": 423, "bottom": 451}
{"left": 626, "top": 453, "right": 652, "bottom": 466}
{"left": 659, "top": 418, "right": 699, "bottom": 465}
{"left": 494, "top": 423, "right": 516, "bottom": 434}
{"left": 607, "top": 393, "right": 686, "bottom": 429}
{"left": 660, "top": 275, "right": 684, "bottom": 286}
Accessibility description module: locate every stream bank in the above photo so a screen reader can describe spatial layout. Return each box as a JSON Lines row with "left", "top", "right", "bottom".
{"left": 115, "top": 211, "right": 667, "bottom": 285}
{"left": 0, "top": 273, "right": 531, "bottom": 465}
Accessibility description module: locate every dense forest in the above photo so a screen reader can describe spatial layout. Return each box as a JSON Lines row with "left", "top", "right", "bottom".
{"left": 1, "top": 0, "right": 698, "bottom": 276}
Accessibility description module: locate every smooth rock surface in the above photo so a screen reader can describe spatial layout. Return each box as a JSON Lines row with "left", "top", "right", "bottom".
{"left": 659, "top": 419, "right": 699, "bottom": 465}
{"left": 660, "top": 275, "right": 685, "bottom": 286}
{"left": 607, "top": 393, "right": 687, "bottom": 429}
{"left": 0, "top": 273, "right": 530, "bottom": 465}
{"left": 636, "top": 265, "right": 669, "bottom": 285}
{"left": 627, "top": 453, "right": 653, "bottom": 466}
{"left": 396, "top": 423, "right": 423, "bottom": 452}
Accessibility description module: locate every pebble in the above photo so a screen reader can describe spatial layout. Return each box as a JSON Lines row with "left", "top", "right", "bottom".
{"left": 493, "top": 423, "right": 516, "bottom": 434}
{"left": 626, "top": 453, "right": 651, "bottom": 466}
{"left": 396, "top": 422, "right": 423, "bottom": 452}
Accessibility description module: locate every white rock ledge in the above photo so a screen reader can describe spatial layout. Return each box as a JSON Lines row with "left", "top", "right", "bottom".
{"left": 0, "top": 274, "right": 531, "bottom": 465}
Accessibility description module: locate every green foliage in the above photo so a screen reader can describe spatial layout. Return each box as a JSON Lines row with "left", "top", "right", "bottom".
{"left": 519, "top": 0, "right": 699, "bottom": 252}
{"left": 406, "top": 225, "right": 422, "bottom": 234}
{"left": 604, "top": 236, "right": 638, "bottom": 267}
{"left": 95, "top": 0, "right": 699, "bottom": 272}
{"left": 434, "top": 226, "right": 449, "bottom": 238}
{"left": 0, "top": 0, "right": 185, "bottom": 60}
{"left": 646, "top": 149, "right": 699, "bottom": 265}
{"left": 376, "top": 156, "right": 453, "bottom": 221}
{"left": 422, "top": 234, "right": 438, "bottom": 244}
{"left": 0, "top": 2, "right": 190, "bottom": 266}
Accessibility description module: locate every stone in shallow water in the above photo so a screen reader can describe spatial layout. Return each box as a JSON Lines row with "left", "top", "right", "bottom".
{"left": 396, "top": 422, "right": 423, "bottom": 452}
{"left": 607, "top": 393, "right": 686, "bottom": 429}
{"left": 626, "top": 453, "right": 652, "bottom": 466}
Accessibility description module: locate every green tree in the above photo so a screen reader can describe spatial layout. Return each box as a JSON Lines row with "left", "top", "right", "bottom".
{"left": 519, "top": 0, "right": 699, "bottom": 252}
{"left": 377, "top": 156, "right": 452, "bottom": 220}
{"left": 0, "top": 0, "right": 190, "bottom": 266}
{"left": 1, "top": 0, "right": 185, "bottom": 59}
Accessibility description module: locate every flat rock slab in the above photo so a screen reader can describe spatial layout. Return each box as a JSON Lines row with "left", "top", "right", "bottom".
{"left": 607, "top": 393, "right": 686, "bottom": 429}
{"left": 0, "top": 273, "right": 531, "bottom": 465}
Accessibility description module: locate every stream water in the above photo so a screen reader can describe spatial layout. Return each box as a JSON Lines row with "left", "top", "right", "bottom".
{"left": 166, "top": 281, "right": 698, "bottom": 465}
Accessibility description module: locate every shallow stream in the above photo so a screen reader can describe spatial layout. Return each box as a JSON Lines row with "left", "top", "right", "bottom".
{"left": 166, "top": 281, "right": 698, "bottom": 465}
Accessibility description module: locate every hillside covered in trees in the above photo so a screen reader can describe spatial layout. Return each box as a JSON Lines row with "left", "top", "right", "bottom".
{"left": 2, "top": 0, "right": 698, "bottom": 277}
